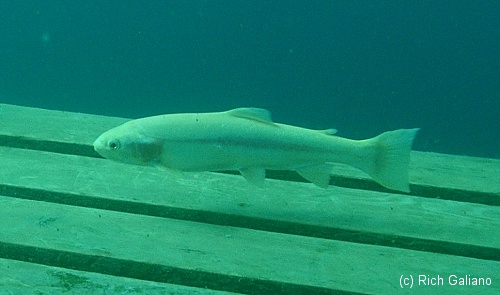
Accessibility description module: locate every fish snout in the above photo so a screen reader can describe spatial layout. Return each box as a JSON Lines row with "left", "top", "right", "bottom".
{"left": 93, "top": 135, "right": 108, "bottom": 155}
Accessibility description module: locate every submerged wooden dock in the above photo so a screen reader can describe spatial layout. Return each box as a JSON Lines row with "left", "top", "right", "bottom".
{"left": 0, "top": 103, "right": 498, "bottom": 294}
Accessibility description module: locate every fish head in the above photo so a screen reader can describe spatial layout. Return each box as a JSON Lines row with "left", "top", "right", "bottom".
{"left": 93, "top": 121, "right": 163, "bottom": 166}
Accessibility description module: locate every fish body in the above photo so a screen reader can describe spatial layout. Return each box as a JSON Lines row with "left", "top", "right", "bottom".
{"left": 93, "top": 108, "right": 419, "bottom": 192}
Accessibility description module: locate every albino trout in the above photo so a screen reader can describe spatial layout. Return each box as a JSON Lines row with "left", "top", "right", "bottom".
{"left": 93, "top": 108, "right": 419, "bottom": 192}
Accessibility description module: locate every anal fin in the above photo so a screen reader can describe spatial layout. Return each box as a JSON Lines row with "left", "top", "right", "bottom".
{"left": 296, "top": 165, "right": 332, "bottom": 188}
{"left": 239, "top": 168, "right": 266, "bottom": 186}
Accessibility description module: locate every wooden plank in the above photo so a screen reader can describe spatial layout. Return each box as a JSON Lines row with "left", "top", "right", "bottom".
{"left": 0, "top": 146, "right": 499, "bottom": 256}
{"left": 1, "top": 103, "right": 499, "bottom": 294}
{"left": 0, "top": 103, "right": 125, "bottom": 145}
{"left": 1, "top": 196, "right": 499, "bottom": 295}
{"left": 0, "top": 258, "right": 237, "bottom": 295}
{"left": 410, "top": 151, "right": 500, "bottom": 193}
{"left": 1, "top": 103, "right": 499, "bottom": 197}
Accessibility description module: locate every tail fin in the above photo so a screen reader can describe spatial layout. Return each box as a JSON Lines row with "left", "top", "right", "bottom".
{"left": 357, "top": 128, "right": 419, "bottom": 193}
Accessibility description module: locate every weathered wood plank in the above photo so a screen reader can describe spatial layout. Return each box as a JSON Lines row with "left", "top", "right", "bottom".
{"left": 0, "top": 258, "right": 237, "bottom": 295}
{"left": 0, "top": 103, "right": 125, "bottom": 145}
{"left": 1, "top": 103, "right": 499, "bottom": 197}
{"left": 0, "top": 146, "right": 498, "bottom": 255}
{"left": 1, "top": 196, "right": 498, "bottom": 295}
{"left": 1, "top": 103, "right": 499, "bottom": 294}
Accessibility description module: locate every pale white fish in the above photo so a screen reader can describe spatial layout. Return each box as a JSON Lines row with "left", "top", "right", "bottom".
{"left": 93, "top": 108, "right": 419, "bottom": 192}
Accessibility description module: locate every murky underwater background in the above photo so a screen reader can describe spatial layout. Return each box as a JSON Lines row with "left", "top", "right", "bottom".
{"left": 0, "top": 1, "right": 498, "bottom": 158}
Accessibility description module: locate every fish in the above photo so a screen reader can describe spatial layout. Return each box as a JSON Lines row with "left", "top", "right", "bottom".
{"left": 93, "top": 108, "right": 419, "bottom": 192}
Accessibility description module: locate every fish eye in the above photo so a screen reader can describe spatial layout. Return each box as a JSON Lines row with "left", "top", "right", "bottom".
{"left": 108, "top": 139, "right": 120, "bottom": 150}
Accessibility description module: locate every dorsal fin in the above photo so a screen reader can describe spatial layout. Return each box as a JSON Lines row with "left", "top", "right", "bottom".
{"left": 226, "top": 108, "right": 274, "bottom": 124}
{"left": 318, "top": 128, "right": 337, "bottom": 135}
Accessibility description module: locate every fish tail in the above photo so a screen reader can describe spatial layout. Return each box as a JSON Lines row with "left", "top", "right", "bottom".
{"left": 358, "top": 128, "right": 419, "bottom": 192}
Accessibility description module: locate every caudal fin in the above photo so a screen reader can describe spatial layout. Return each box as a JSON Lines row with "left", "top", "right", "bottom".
{"left": 358, "top": 128, "right": 419, "bottom": 193}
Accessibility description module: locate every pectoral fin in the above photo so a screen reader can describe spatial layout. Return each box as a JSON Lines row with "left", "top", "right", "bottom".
{"left": 296, "top": 165, "right": 332, "bottom": 188}
{"left": 239, "top": 168, "right": 266, "bottom": 186}
{"left": 151, "top": 161, "right": 185, "bottom": 178}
